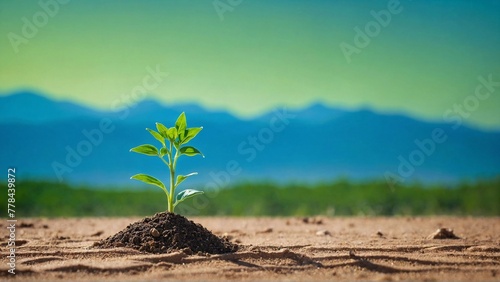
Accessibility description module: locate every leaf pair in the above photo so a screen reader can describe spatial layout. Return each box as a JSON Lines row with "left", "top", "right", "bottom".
{"left": 132, "top": 113, "right": 204, "bottom": 158}
{"left": 175, "top": 112, "right": 204, "bottom": 148}
{"left": 130, "top": 143, "right": 203, "bottom": 158}
{"left": 131, "top": 173, "right": 203, "bottom": 208}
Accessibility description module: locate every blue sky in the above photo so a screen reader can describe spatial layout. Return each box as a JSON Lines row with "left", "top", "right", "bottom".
{"left": 1, "top": 0, "right": 499, "bottom": 129}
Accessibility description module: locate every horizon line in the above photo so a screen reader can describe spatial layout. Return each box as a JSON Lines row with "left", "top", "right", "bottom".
{"left": 2, "top": 89, "right": 500, "bottom": 132}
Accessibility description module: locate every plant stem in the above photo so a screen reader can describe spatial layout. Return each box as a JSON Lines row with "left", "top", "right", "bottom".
{"left": 170, "top": 148, "right": 180, "bottom": 213}
{"left": 168, "top": 166, "right": 175, "bottom": 212}
{"left": 167, "top": 142, "right": 175, "bottom": 212}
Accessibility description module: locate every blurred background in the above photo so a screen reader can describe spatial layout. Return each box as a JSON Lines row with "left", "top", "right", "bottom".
{"left": 1, "top": 0, "right": 499, "bottom": 216}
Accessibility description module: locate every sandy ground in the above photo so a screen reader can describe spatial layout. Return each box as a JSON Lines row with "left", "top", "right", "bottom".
{"left": 1, "top": 216, "right": 499, "bottom": 281}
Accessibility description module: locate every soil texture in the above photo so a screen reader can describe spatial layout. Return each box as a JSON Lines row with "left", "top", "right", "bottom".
{"left": 94, "top": 212, "right": 237, "bottom": 254}
{"left": 2, "top": 216, "right": 499, "bottom": 281}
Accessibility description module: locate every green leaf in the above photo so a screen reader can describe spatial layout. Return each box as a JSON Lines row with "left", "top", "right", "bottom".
{"left": 180, "top": 146, "right": 204, "bottom": 157}
{"left": 175, "top": 112, "right": 187, "bottom": 140}
{"left": 155, "top": 122, "right": 169, "bottom": 138}
{"left": 181, "top": 127, "right": 203, "bottom": 144}
{"left": 146, "top": 128, "right": 165, "bottom": 146}
{"left": 160, "top": 147, "right": 169, "bottom": 157}
{"left": 167, "top": 127, "right": 177, "bottom": 142}
{"left": 176, "top": 172, "right": 198, "bottom": 187}
{"left": 130, "top": 144, "right": 158, "bottom": 156}
{"left": 174, "top": 189, "right": 204, "bottom": 208}
{"left": 130, "top": 174, "right": 167, "bottom": 194}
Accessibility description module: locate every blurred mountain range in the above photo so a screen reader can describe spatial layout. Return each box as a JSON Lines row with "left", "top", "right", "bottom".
{"left": 1, "top": 91, "right": 499, "bottom": 187}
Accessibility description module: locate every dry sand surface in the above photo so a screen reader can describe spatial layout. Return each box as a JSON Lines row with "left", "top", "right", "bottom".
{"left": 1, "top": 216, "right": 499, "bottom": 281}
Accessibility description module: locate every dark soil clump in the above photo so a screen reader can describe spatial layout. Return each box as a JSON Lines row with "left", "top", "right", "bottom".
{"left": 94, "top": 212, "right": 238, "bottom": 254}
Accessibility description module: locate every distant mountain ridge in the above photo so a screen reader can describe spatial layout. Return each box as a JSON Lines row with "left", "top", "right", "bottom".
{"left": 0, "top": 91, "right": 234, "bottom": 124}
{"left": 0, "top": 92, "right": 106, "bottom": 123}
{"left": 1, "top": 91, "right": 499, "bottom": 187}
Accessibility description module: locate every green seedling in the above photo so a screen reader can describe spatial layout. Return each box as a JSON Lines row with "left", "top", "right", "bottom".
{"left": 130, "top": 112, "right": 204, "bottom": 213}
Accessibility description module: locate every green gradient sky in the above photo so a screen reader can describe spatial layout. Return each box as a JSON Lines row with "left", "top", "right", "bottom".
{"left": 1, "top": 0, "right": 499, "bottom": 129}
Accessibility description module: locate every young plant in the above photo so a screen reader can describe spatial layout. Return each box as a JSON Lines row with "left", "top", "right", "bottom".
{"left": 130, "top": 112, "right": 204, "bottom": 213}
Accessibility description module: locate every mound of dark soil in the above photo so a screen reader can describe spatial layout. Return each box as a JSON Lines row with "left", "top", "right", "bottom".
{"left": 94, "top": 212, "right": 238, "bottom": 254}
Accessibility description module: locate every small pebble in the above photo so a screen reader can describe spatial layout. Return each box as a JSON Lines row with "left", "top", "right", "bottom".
{"left": 222, "top": 232, "right": 233, "bottom": 240}
{"left": 91, "top": 231, "right": 104, "bottom": 237}
{"left": 316, "top": 230, "right": 331, "bottom": 236}
{"left": 258, "top": 228, "right": 273, "bottom": 234}
{"left": 150, "top": 228, "right": 160, "bottom": 238}
{"left": 427, "top": 228, "right": 460, "bottom": 239}
{"left": 302, "top": 217, "right": 323, "bottom": 224}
